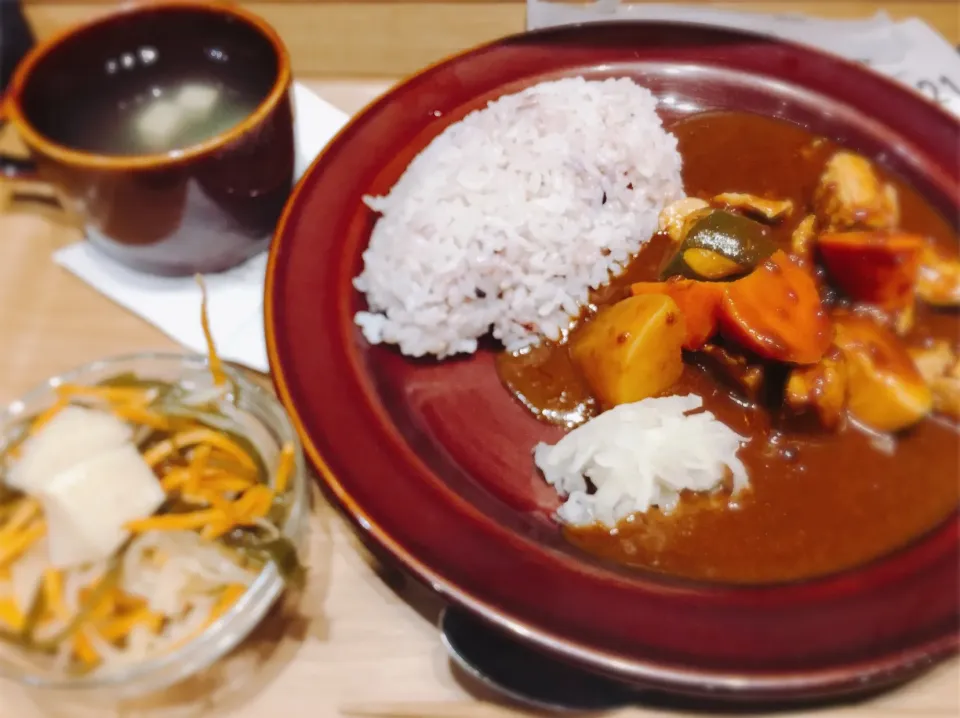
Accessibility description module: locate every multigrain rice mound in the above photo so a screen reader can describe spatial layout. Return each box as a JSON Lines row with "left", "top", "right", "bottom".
{"left": 353, "top": 77, "right": 684, "bottom": 358}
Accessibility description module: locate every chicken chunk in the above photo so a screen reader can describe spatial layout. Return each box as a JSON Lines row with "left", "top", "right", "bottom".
{"left": 658, "top": 197, "right": 710, "bottom": 243}
{"left": 695, "top": 343, "right": 765, "bottom": 403}
{"left": 713, "top": 193, "right": 794, "bottom": 222}
{"left": 785, "top": 348, "right": 848, "bottom": 430}
{"left": 909, "top": 341, "right": 960, "bottom": 420}
{"left": 814, "top": 152, "right": 899, "bottom": 231}
{"left": 908, "top": 341, "right": 956, "bottom": 384}
{"left": 790, "top": 214, "right": 818, "bottom": 265}
{"left": 916, "top": 245, "right": 960, "bottom": 307}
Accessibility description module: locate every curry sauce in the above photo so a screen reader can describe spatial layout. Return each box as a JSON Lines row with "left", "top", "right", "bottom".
{"left": 497, "top": 112, "right": 960, "bottom": 584}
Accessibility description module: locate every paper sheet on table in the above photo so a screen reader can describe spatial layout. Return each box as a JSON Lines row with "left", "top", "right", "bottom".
{"left": 527, "top": 1, "right": 960, "bottom": 117}
{"left": 54, "top": 82, "right": 349, "bottom": 372}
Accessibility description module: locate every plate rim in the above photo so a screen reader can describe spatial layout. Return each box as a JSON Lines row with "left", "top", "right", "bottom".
{"left": 265, "top": 20, "right": 960, "bottom": 700}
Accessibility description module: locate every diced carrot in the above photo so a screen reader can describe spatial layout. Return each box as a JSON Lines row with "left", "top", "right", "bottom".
{"left": 818, "top": 231, "right": 924, "bottom": 312}
{"left": 273, "top": 443, "right": 296, "bottom": 494}
{"left": 196, "top": 275, "right": 227, "bottom": 387}
{"left": 125, "top": 508, "right": 225, "bottom": 534}
{"left": 630, "top": 278, "right": 724, "bottom": 350}
{"left": 719, "top": 250, "right": 832, "bottom": 364}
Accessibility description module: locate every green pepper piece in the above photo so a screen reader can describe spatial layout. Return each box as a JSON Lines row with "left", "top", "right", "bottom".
{"left": 659, "top": 210, "right": 777, "bottom": 281}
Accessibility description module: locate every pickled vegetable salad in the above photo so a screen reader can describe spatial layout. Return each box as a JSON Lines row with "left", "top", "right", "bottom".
{"left": 0, "top": 277, "right": 301, "bottom": 674}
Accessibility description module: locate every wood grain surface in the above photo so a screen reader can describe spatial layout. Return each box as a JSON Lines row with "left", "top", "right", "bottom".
{"left": 20, "top": 1, "right": 960, "bottom": 77}
{"left": 1, "top": 17, "right": 959, "bottom": 718}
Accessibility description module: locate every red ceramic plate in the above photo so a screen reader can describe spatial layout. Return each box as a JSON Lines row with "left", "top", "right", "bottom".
{"left": 266, "top": 22, "right": 959, "bottom": 701}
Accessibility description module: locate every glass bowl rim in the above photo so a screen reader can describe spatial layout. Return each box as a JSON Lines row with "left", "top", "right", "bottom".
{"left": 0, "top": 351, "right": 307, "bottom": 692}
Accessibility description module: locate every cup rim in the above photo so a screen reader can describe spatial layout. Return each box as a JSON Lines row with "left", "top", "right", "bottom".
{"left": 2, "top": 0, "right": 292, "bottom": 171}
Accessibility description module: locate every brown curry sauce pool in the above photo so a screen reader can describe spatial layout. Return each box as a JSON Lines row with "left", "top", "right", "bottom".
{"left": 496, "top": 111, "right": 960, "bottom": 584}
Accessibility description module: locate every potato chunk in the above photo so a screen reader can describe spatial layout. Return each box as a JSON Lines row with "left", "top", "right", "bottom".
{"left": 570, "top": 295, "right": 685, "bottom": 408}
{"left": 833, "top": 313, "right": 932, "bottom": 433}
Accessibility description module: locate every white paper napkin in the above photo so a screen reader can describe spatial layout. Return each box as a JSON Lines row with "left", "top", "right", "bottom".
{"left": 54, "top": 82, "right": 349, "bottom": 372}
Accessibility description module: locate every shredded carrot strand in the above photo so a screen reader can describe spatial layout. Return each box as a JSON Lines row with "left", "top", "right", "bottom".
{"left": 72, "top": 627, "right": 100, "bottom": 666}
{"left": 42, "top": 569, "right": 69, "bottom": 621}
{"left": 199, "top": 521, "right": 234, "bottom": 542}
{"left": 55, "top": 384, "right": 156, "bottom": 405}
{"left": 160, "top": 469, "right": 191, "bottom": 493}
{"left": 232, "top": 485, "right": 274, "bottom": 523}
{"left": 203, "top": 489, "right": 233, "bottom": 515}
{"left": 125, "top": 508, "right": 226, "bottom": 534}
{"left": 144, "top": 430, "right": 256, "bottom": 471}
{"left": 98, "top": 606, "right": 164, "bottom": 642}
{"left": 109, "top": 404, "right": 172, "bottom": 430}
{"left": 0, "top": 498, "right": 41, "bottom": 537}
{"left": 204, "top": 475, "right": 256, "bottom": 493}
{"left": 196, "top": 274, "right": 227, "bottom": 387}
{"left": 184, "top": 444, "right": 213, "bottom": 495}
{"left": 27, "top": 399, "right": 69, "bottom": 436}
{"left": 0, "top": 520, "right": 47, "bottom": 569}
{"left": 209, "top": 584, "right": 247, "bottom": 624}
{"left": 273, "top": 442, "right": 296, "bottom": 494}
{"left": 0, "top": 597, "right": 25, "bottom": 632}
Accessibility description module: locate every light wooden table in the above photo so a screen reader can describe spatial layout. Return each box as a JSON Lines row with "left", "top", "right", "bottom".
{"left": 1, "top": 63, "right": 959, "bottom": 718}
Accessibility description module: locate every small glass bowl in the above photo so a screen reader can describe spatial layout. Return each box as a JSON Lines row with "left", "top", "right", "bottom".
{"left": 0, "top": 352, "right": 308, "bottom": 702}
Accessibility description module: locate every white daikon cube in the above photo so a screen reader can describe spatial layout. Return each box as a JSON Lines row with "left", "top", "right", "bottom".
{"left": 40, "top": 444, "right": 165, "bottom": 569}
{"left": 8, "top": 406, "right": 131, "bottom": 494}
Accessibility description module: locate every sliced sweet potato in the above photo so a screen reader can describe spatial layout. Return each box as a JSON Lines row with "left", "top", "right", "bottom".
{"left": 570, "top": 294, "right": 686, "bottom": 408}
{"left": 719, "top": 250, "right": 832, "bottom": 364}
{"left": 833, "top": 313, "right": 933, "bottom": 433}
{"left": 818, "top": 231, "right": 924, "bottom": 312}
{"left": 630, "top": 278, "right": 724, "bottom": 350}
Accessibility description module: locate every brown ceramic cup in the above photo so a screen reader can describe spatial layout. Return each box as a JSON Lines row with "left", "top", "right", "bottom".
{"left": 0, "top": 0, "right": 294, "bottom": 276}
